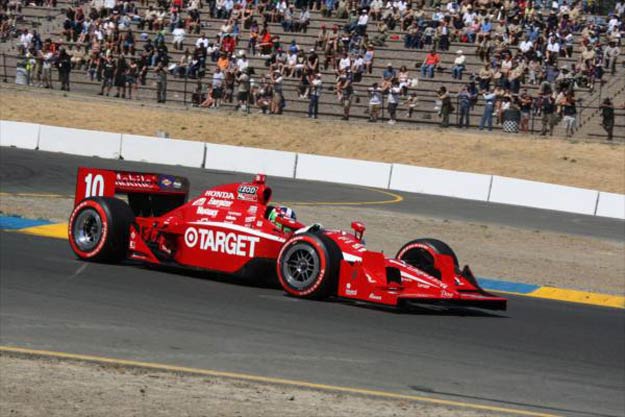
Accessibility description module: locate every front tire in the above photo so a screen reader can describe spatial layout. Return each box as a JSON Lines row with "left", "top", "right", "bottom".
{"left": 277, "top": 232, "right": 341, "bottom": 299}
{"left": 68, "top": 197, "right": 135, "bottom": 263}
{"left": 396, "top": 238, "right": 459, "bottom": 279}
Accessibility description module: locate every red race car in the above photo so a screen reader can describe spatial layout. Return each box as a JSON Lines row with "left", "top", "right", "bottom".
{"left": 68, "top": 168, "right": 506, "bottom": 311}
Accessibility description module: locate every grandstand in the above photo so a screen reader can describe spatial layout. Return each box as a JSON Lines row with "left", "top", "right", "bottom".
{"left": 1, "top": 0, "right": 623, "bottom": 139}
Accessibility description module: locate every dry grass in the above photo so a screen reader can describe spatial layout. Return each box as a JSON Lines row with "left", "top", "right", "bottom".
{"left": 1, "top": 87, "right": 623, "bottom": 193}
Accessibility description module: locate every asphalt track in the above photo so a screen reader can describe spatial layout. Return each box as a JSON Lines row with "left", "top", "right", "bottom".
{"left": 0, "top": 148, "right": 624, "bottom": 416}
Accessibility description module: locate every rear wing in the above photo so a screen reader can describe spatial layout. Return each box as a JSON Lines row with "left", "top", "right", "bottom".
{"left": 75, "top": 167, "right": 190, "bottom": 216}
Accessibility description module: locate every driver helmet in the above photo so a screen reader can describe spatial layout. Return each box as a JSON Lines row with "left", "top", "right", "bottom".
{"left": 268, "top": 206, "right": 297, "bottom": 231}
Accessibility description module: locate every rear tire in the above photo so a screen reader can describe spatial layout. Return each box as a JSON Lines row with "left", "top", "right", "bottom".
{"left": 68, "top": 197, "right": 135, "bottom": 263}
{"left": 396, "top": 238, "right": 459, "bottom": 279}
{"left": 277, "top": 232, "right": 341, "bottom": 299}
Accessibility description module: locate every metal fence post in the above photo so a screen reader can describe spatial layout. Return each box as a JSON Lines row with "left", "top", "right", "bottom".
{"left": 2, "top": 53, "right": 7, "bottom": 83}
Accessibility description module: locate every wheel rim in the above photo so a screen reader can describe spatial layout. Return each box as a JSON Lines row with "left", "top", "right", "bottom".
{"left": 73, "top": 208, "right": 103, "bottom": 252}
{"left": 282, "top": 242, "right": 321, "bottom": 290}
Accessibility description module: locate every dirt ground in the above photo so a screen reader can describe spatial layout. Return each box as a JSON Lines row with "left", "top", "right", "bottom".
{"left": 1, "top": 195, "right": 623, "bottom": 294}
{"left": 1, "top": 86, "right": 624, "bottom": 193}
{"left": 0, "top": 354, "right": 512, "bottom": 417}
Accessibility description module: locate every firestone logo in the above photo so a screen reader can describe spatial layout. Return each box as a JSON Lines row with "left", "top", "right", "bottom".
{"left": 184, "top": 227, "right": 260, "bottom": 257}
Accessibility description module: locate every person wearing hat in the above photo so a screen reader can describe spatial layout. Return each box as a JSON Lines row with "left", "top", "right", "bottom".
{"left": 452, "top": 50, "right": 466, "bottom": 79}
{"left": 383, "top": 63, "right": 396, "bottom": 80}
{"left": 356, "top": 9, "right": 369, "bottom": 36}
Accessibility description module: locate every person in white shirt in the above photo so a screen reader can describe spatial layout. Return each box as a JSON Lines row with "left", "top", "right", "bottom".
{"left": 387, "top": 80, "right": 401, "bottom": 124}
{"left": 338, "top": 53, "right": 351, "bottom": 71}
{"left": 452, "top": 50, "right": 466, "bottom": 79}
{"left": 212, "top": 67, "right": 225, "bottom": 107}
{"left": 308, "top": 73, "right": 322, "bottom": 119}
{"left": 236, "top": 50, "right": 249, "bottom": 72}
{"left": 196, "top": 33, "right": 209, "bottom": 50}
{"left": 356, "top": 10, "right": 369, "bottom": 35}
{"left": 172, "top": 25, "right": 186, "bottom": 50}
{"left": 519, "top": 37, "right": 533, "bottom": 54}
{"left": 546, "top": 36, "right": 560, "bottom": 60}
{"left": 463, "top": 9, "right": 476, "bottom": 26}
{"left": 19, "top": 30, "right": 33, "bottom": 51}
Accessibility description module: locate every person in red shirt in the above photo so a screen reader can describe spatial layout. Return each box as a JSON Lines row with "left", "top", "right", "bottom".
{"left": 420, "top": 48, "right": 440, "bottom": 78}
{"left": 221, "top": 33, "right": 236, "bottom": 54}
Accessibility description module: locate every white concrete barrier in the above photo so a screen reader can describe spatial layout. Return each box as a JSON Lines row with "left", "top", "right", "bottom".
{"left": 38, "top": 125, "right": 121, "bottom": 159}
{"left": 0, "top": 120, "right": 40, "bottom": 149}
{"left": 204, "top": 143, "right": 296, "bottom": 178}
{"left": 121, "top": 134, "right": 205, "bottom": 168}
{"left": 389, "top": 164, "right": 492, "bottom": 201}
{"left": 489, "top": 176, "right": 599, "bottom": 215}
{"left": 295, "top": 154, "right": 391, "bottom": 188}
{"left": 595, "top": 192, "right": 625, "bottom": 220}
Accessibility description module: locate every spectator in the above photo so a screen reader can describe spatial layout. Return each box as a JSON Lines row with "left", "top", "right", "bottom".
{"left": 356, "top": 9, "right": 369, "bottom": 35}
{"left": 172, "top": 23, "right": 185, "bottom": 51}
{"left": 383, "top": 63, "right": 396, "bottom": 81}
{"left": 57, "top": 47, "right": 71, "bottom": 91}
{"left": 368, "top": 82, "right": 382, "bottom": 122}
{"left": 519, "top": 89, "right": 533, "bottom": 133}
{"left": 271, "top": 70, "right": 284, "bottom": 114}
{"left": 479, "top": 88, "right": 496, "bottom": 131}
{"left": 457, "top": 86, "right": 471, "bottom": 128}
{"left": 539, "top": 93, "right": 557, "bottom": 137}
{"left": 405, "top": 92, "right": 418, "bottom": 118}
{"left": 114, "top": 56, "right": 127, "bottom": 98}
{"left": 40, "top": 44, "right": 54, "bottom": 89}
{"left": 336, "top": 72, "right": 353, "bottom": 121}
{"left": 437, "top": 86, "right": 452, "bottom": 128}
{"left": 98, "top": 55, "right": 115, "bottom": 96}
{"left": 603, "top": 41, "right": 620, "bottom": 75}
{"left": 212, "top": 67, "right": 225, "bottom": 107}
{"left": 420, "top": 48, "right": 440, "bottom": 78}
{"left": 308, "top": 73, "right": 322, "bottom": 119}
{"left": 155, "top": 62, "right": 167, "bottom": 103}
{"left": 560, "top": 92, "right": 577, "bottom": 138}
{"left": 387, "top": 79, "right": 401, "bottom": 125}
{"left": 600, "top": 98, "right": 615, "bottom": 141}
{"left": 126, "top": 59, "right": 138, "bottom": 100}
{"left": 452, "top": 50, "right": 465, "bottom": 80}
{"left": 235, "top": 67, "right": 251, "bottom": 111}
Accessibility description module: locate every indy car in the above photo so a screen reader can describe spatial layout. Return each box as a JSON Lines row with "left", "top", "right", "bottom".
{"left": 68, "top": 168, "right": 507, "bottom": 310}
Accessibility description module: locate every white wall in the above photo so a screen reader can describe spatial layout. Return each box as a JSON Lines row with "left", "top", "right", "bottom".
{"left": 38, "top": 125, "right": 121, "bottom": 159}
{"left": 204, "top": 143, "right": 296, "bottom": 178}
{"left": 2, "top": 120, "right": 624, "bottom": 220}
{"left": 295, "top": 154, "right": 391, "bottom": 188}
{"left": 488, "top": 176, "right": 599, "bottom": 215}
{"left": 121, "top": 134, "right": 205, "bottom": 168}
{"left": 0, "top": 120, "right": 40, "bottom": 149}
{"left": 595, "top": 192, "right": 625, "bottom": 220}
{"left": 389, "top": 164, "right": 492, "bottom": 201}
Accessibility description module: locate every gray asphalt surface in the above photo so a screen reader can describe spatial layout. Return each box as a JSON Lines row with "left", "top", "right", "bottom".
{"left": 1, "top": 147, "right": 624, "bottom": 241}
{"left": 1, "top": 147, "right": 624, "bottom": 416}
{"left": 1, "top": 231, "right": 623, "bottom": 417}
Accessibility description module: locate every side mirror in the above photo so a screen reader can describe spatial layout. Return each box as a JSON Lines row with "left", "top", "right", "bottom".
{"left": 351, "top": 221, "right": 366, "bottom": 241}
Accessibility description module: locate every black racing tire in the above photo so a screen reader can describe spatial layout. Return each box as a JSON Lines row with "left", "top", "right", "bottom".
{"left": 68, "top": 197, "right": 135, "bottom": 263}
{"left": 276, "top": 232, "right": 342, "bottom": 299}
{"left": 395, "top": 238, "right": 459, "bottom": 280}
